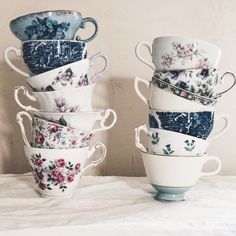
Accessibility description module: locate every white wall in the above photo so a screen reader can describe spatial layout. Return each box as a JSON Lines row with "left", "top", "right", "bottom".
{"left": 0, "top": 0, "right": 235, "bottom": 175}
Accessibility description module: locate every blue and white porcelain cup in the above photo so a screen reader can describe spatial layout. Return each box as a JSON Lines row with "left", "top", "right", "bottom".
{"left": 4, "top": 40, "right": 87, "bottom": 76}
{"left": 148, "top": 109, "right": 230, "bottom": 140}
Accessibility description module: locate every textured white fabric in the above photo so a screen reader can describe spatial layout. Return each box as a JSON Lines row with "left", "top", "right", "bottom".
{"left": 0, "top": 174, "right": 235, "bottom": 236}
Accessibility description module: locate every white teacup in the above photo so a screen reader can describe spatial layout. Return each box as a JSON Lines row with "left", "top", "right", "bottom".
{"left": 135, "top": 36, "right": 221, "bottom": 71}
{"left": 24, "top": 143, "right": 106, "bottom": 198}
{"left": 27, "top": 52, "right": 108, "bottom": 91}
{"left": 15, "top": 85, "right": 95, "bottom": 112}
{"left": 141, "top": 151, "right": 222, "bottom": 201}
{"left": 30, "top": 109, "right": 117, "bottom": 131}
{"left": 134, "top": 76, "right": 215, "bottom": 111}
{"left": 135, "top": 124, "right": 228, "bottom": 156}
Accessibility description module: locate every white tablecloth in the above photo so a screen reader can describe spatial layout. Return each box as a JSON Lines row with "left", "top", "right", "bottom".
{"left": 0, "top": 174, "right": 235, "bottom": 236}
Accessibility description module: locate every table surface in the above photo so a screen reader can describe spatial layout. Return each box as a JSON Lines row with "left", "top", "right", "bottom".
{"left": 0, "top": 174, "right": 235, "bottom": 236}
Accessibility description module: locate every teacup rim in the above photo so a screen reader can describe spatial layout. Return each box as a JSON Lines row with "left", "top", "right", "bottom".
{"left": 149, "top": 108, "right": 214, "bottom": 114}
{"left": 154, "top": 67, "right": 219, "bottom": 73}
{"left": 22, "top": 39, "right": 86, "bottom": 44}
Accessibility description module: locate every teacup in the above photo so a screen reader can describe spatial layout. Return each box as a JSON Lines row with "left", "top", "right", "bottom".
{"left": 135, "top": 36, "right": 221, "bottom": 71}
{"left": 149, "top": 109, "right": 230, "bottom": 139}
{"left": 141, "top": 151, "right": 222, "bottom": 201}
{"left": 24, "top": 142, "right": 106, "bottom": 198}
{"left": 27, "top": 52, "right": 108, "bottom": 91}
{"left": 14, "top": 85, "right": 95, "bottom": 112}
{"left": 135, "top": 124, "right": 229, "bottom": 156}
{"left": 30, "top": 109, "right": 117, "bottom": 131}
{"left": 10, "top": 10, "right": 98, "bottom": 42}
{"left": 134, "top": 76, "right": 216, "bottom": 110}
{"left": 153, "top": 70, "right": 236, "bottom": 98}
{"left": 4, "top": 40, "right": 87, "bottom": 76}
{"left": 17, "top": 111, "right": 95, "bottom": 149}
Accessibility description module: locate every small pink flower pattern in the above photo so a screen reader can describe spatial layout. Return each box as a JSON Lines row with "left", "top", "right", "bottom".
{"left": 54, "top": 97, "right": 80, "bottom": 113}
{"left": 30, "top": 153, "right": 81, "bottom": 192}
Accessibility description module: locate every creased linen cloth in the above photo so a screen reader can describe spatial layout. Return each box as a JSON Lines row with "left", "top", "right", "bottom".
{"left": 0, "top": 174, "right": 235, "bottom": 236}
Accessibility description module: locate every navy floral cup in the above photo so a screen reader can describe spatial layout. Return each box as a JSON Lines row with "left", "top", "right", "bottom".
{"left": 4, "top": 40, "right": 87, "bottom": 76}
{"left": 148, "top": 110, "right": 229, "bottom": 140}
{"left": 10, "top": 10, "right": 98, "bottom": 42}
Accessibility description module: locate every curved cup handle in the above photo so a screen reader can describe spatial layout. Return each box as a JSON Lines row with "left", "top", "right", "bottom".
{"left": 135, "top": 124, "right": 151, "bottom": 152}
{"left": 75, "top": 17, "right": 98, "bottom": 42}
{"left": 134, "top": 76, "right": 149, "bottom": 105}
{"left": 217, "top": 72, "right": 236, "bottom": 97}
{"left": 92, "top": 109, "right": 117, "bottom": 133}
{"left": 135, "top": 42, "right": 155, "bottom": 70}
{"left": 80, "top": 142, "right": 107, "bottom": 175}
{"left": 200, "top": 155, "right": 222, "bottom": 177}
{"left": 4, "top": 47, "right": 30, "bottom": 77}
{"left": 89, "top": 52, "right": 108, "bottom": 83}
{"left": 16, "top": 111, "right": 32, "bottom": 147}
{"left": 208, "top": 113, "right": 230, "bottom": 142}
{"left": 14, "top": 86, "right": 38, "bottom": 112}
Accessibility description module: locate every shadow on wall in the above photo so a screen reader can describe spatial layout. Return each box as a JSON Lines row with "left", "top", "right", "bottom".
{"left": 105, "top": 77, "right": 148, "bottom": 177}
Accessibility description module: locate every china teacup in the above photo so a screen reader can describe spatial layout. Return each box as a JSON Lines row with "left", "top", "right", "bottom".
{"left": 30, "top": 109, "right": 117, "bottom": 131}
{"left": 135, "top": 124, "right": 228, "bottom": 156}
{"left": 4, "top": 40, "right": 87, "bottom": 76}
{"left": 149, "top": 109, "right": 230, "bottom": 139}
{"left": 135, "top": 36, "right": 221, "bottom": 71}
{"left": 17, "top": 111, "right": 95, "bottom": 149}
{"left": 134, "top": 76, "right": 216, "bottom": 110}
{"left": 26, "top": 52, "right": 108, "bottom": 91}
{"left": 14, "top": 85, "right": 95, "bottom": 112}
{"left": 10, "top": 10, "right": 98, "bottom": 42}
{"left": 141, "top": 151, "right": 222, "bottom": 201}
{"left": 24, "top": 142, "right": 106, "bottom": 198}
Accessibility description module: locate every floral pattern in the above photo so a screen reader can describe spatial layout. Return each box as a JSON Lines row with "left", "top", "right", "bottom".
{"left": 22, "top": 40, "right": 86, "bottom": 75}
{"left": 24, "top": 17, "right": 70, "bottom": 40}
{"left": 162, "top": 144, "right": 174, "bottom": 155}
{"left": 32, "top": 117, "right": 93, "bottom": 149}
{"left": 54, "top": 97, "right": 80, "bottom": 112}
{"left": 151, "top": 132, "right": 159, "bottom": 145}
{"left": 152, "top": 76, "right": 217, "bottom": 106}
{"left": 161, "top": 41, "right": 211, "bottom": 69}
{"left": 30, "top": 153, "right": 81, "bottom": 192}
{"left": 184, "top": 140, "right": 196, "bottom": 151}
{"left": 149, "top": 111, "right": 214, "bottom": 140}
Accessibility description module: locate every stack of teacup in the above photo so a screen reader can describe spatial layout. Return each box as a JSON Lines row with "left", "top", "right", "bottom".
{"left": 134, "top": 36, "right": 235, "bottom": 201}
{"left": 4, "top": 10, "right": 117, "bottom": 198}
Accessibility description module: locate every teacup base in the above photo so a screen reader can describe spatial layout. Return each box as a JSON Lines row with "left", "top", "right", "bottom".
{"left": 152, "top": 185, "right": 192, "bottom": 202}
{"left": 40, "top": 192, "right": 73, "bottom": 198}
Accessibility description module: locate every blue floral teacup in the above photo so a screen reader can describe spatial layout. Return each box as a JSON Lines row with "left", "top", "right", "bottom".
{"left": 148, "top": 109, "right": 230, "bottom": 139}
{"left": 4, "top": 40, "right": 87, "bottom": 76}
{"left": 10, "top": 10, "right": 98, "bottom": 42}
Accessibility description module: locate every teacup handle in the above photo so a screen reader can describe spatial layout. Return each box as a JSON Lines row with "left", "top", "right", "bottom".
{"left": 135, "top": 124, "right": 151, "bottom": 152}
{"left": 89, "top": 52, "right": 108, "bottom": 82}
{"left": 134, "top": 76, "right": 149, "bottom": 105}
{"left": 217, "top": 72, "right": 236, "bottom": 97}
{"left": 92, "top": 109, "right": 117, "bottom": 133}
{"left": 14, "top": 86, "right": 38, "bottom": 112}
{"left": 80, "top": 142, "right": 107, "bottom": 175}
{"left": 208, "top": 113, "right": 230, "bottom": 142}
{"left": 16, "top": 111, "right": 32, "bottom": 147}
{"left": 4, "top": 47, "right": 30, "bottom": 77}
{"left": 135, "top": 42, "right": 155, "bottom": 70}
{"left": 200, "top": 155, "right": 222, "bottom": 177}
{"left": 75, "top": 17, "right": 98, "bottom": 42}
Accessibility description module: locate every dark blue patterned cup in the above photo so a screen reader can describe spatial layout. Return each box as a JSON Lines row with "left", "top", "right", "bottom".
{"left": 4, "top": 40, "right": 87, "bottom": 76}
{"left": 148, "top": 110, "right": 229, "bottom": 140}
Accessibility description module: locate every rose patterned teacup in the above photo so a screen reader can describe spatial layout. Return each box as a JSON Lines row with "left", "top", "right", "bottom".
{"left": 135, "top": 36, "right": 221, "bottom": 71}
{"left": 141, "top": 151, "right": 222, "bottom": 201}
{"left": 134, "top": 76, "right": 216, "bottom": 110}
{"left": 4, "top": 40, "right": 87, "bottom": 76}
{"left": 17, "top": 111, "right": 96, "bottom": 149}
{"left": 135, "top": 124, "right": 228, "bottom": 156}
{"left": 30, "top": 109, "right": 117, "bottom": 131}
{"left": 14, "top": 85, "right": 95, "bottom": 112}
{"left": 149, "top": 109, "right": 230, "bottom": 140}
{"left": 10, "top": 10, "right": 98, "bottom": 42}
{"left": 24, "top": 142, "right": 106, "bottom": 198}
{"left": 153, "top": 70, "right": 236, "bottom": 99}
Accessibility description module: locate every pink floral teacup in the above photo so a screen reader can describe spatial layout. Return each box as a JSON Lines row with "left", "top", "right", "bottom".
{"left": 17, "top": 111, "right": 95, "bottom": 149}
{"left": 24, "top": 142, "right": 106, "bottom": 198}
